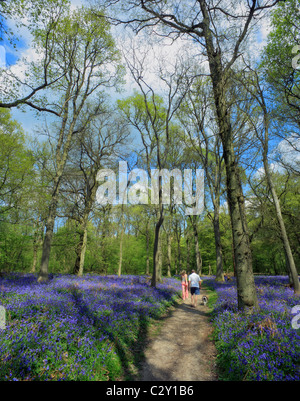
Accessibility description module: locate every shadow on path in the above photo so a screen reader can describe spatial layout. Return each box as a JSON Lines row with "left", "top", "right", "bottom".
{"left": 69, "top": 285, "right": 217, "bottom": 381}
{"left": 136, "top": 294, "right": 218, "bottom": 381}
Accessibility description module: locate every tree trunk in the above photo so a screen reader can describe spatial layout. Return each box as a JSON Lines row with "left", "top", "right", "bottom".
{"left": 186, "top": 235, "right": 190, "bottom": 273}
{"left": 74, "top": 182, "right": 97, "bottom": 277}
{"left": 74, "top": 224, "right": 88, "bottom": 277}
{"left": 209, "top": 60, "right": 258, "bottom": 310}
{"left": 223, "top": 138, "right": 258, "bottom": 312}
{"left": 193, "top": 219, "right": 202, "bottom": 275}
{"left": 38, "top": 188, "right": 59, "bottom": 282}
{"left": 74, "top": 215, "right": 88, "bottom": 277}
{"left": 74, "top": 229, "right": 83, "bottom": 275}
{"left": 118, "top": 204, "right": 125, "bottom": 277}
{"left": 151, "top": 173, "right": 164, "bottom": 287}
{"left": 213, "top": 206, "right": 224, "bottom": 281}
{"left": 167, "top": 231, "right": 172, "bottom": 277}
{"left": 157, "top": 232, "right": 162, "bottom": 281}
{"left": 151, "top": 215, "right": 163, "bottom": 287}
{"left": 200, "top": 0, "right": 259, "bottom": 313}
{"left": 258, "top": 80, "right": 300, "bottom": 294}
{"left": 146, "top": 221, "right": 150, "bottom": 275}
{"left": 263, "top": 159, "right": 300, "bottom": 294}
{"left": 31, "top": 243, "right": 38, "bottom": 273}
{"left": 176, "top": 227, "right": 181, "bottom": 275}
{"left": 284, "top": 250, "right": 293, "bottom": 286}
{"left": 31, "top": 218, "right": 43, "bottom": 273}
{"left": 38, "top": 111, "right": 77, "bottom": 282}
{"left": 78, "top": 226, "right": 88, "bottom": 277}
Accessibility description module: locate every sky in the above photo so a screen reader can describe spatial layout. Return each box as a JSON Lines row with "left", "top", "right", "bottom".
{"left": 0, "top": 45, "right": 5, "bottom": 68}
{"left": 0, "top": 0, "right": 299, "bottom": 170}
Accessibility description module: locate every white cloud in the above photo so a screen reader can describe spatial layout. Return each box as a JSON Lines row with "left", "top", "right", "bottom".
{"left": 253, "top": 162, "right": 284, "bottom": 180}
{"left": 259, "top": 18, "right": 271, "bottom": 43}
{"left": 70, "top": 0, "right": 84, "bottom": 11}
{"left": 274, "top": 134, "right": 300, "bottom": 171}
{"left": 253, "top": 135, "right": 300, "bottom": 179}
{"left": 0, "top": 0, "right": 280, "bottom": 139}
{"left": 116, "top": 29, "right": 208, "bottom": 101}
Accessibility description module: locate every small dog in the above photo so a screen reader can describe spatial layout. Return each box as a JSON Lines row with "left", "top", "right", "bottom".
{"left": 202, "top": 295, "right": 209, "bottom": 306}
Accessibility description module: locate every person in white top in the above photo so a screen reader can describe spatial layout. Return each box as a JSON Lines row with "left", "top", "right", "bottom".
{"left": 188, "top": 270, "right": 202, "bottom": 308}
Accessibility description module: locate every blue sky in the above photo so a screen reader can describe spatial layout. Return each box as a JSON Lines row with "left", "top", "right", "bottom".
{"left": 0, "top": 0, "right": 271, "bottom": 126}
{"left": 0, "top": 36, "right": 20, "bottom": 67}
{"left": 0, "top": 0, "right": 84, "bottom": 132}
{"left": 0, "top": 45, "right": 5, "bottom": 68}
{"left": 0, "top": 0, "right": 299, "bottom": 172}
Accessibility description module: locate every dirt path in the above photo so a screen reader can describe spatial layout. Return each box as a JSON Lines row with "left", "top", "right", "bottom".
{"left": 137, "top": 290, "right": 218, "bottom": 381}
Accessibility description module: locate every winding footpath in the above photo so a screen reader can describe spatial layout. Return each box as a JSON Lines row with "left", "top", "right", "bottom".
{"left": 138, "top": 290, "right": 218, "bottom": 381}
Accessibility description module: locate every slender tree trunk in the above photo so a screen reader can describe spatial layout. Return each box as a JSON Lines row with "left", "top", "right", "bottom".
{"left": 118, "top": 212, "right": 124, "bottom": 277}
{"left": 213, "top": 206, "right": 224, "bottom": 281}
{"left": 74, "top": 223, "right": 88, "bottom": 277}
{"left": 284, "top": 250, "right": 293, "bottom": 286}
{"left": 74, "top": 209, "right": 89, "bottom": 277}
{"left": 151, "top": 172, "right": 164, "bottom": 287}
{"left": 186, "top": 235, "right": 190, "bottom": 273}
{"left": 146, "top": 221, "right": 150, "bottom": 275}
{"left": 257, "top": 80, "right": 300, "bottom": 294}
{"left": 263, "top": 158, "right": 300, "bottom": 294}
{"left": 151, "top": 214, "right": 163, "bottom": 287}
{"left": 157, "top": 232, "right": 162, "bottom": 281}
{"left": 190, "top": 216, "right": 202, "bottom": 274}
{"left": 176, "top": 223, "right": 182, "bottom": 275}
{"left": 74, "top": 228, "right": 83, "bottom": 275}
{"left": 31, "top": 221, "right": 38, "bottom": 273}
{"left": 78, "top": 226, "right": 88, "bottom": 277}
{"left": 167, "top": 231, "right": 172, "bottom": 277}
{"left": 193, "top": 220, "right": 202, "bottom": 275}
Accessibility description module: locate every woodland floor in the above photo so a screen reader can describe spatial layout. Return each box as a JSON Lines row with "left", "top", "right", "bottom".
{"left": 135, "top": 289, "right": 218, "bottom": 381}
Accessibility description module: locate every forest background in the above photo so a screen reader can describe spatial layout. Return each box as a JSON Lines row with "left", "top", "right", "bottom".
{"left": 0, "top": 0, "right": 299, "bottom": 300}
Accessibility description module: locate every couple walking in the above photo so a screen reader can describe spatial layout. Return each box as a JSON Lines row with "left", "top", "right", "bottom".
{"left": 181, "top": 270, "right": 202, "bottom": 308}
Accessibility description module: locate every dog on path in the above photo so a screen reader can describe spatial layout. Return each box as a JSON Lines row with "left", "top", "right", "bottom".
{"left": 202, "top": 295, "right": 208, "bottom": 306}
